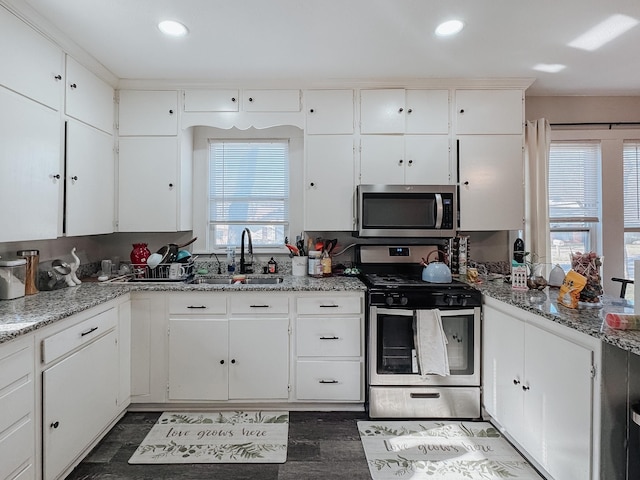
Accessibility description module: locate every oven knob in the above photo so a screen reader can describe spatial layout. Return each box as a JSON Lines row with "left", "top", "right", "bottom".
{"left": 400, "top": 296, "right": 408, "bottom": 306}
{"left": 385, "top": 296, "right": 395, "bottom": 306}
{"left": 444, "top": 294, "right": 455, "bottom": 306}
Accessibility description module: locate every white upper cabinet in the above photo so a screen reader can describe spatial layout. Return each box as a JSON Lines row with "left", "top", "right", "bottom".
{"left": 242, "top": 89, "right": 300, "bottom": 112}
{"left": 0, "top": 6, "right": 63, "bottom": 109}
{"left": 65, "top": 120, "right": 114, "bottom": 236}
{"left": 118, "top": 90, "right": 178, "bottom": 136}
{"left": 360, "top": 89, "right": 449, "bottom": 134}
{"left": 0, "top": 87, "right": 61, "bottom": 242}
{"left": 455, "top": 89, "right": 523, "bottom": 134}
{"left": 65, "top": 56, "right": 114, "bottom": 134}
{"left": 183, "top": 89, "right": 239, "bottom": 112}
{"left": 304, "top": 90, "right": 354, "bottom": 134}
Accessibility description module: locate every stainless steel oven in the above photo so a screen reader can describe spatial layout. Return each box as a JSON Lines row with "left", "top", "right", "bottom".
{"left": 358, "top": 244, "right": 482, "bottom": 419}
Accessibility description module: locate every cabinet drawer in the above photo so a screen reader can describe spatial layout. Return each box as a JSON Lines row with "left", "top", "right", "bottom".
{"left": 0, "top": 347, "right": 34, "bottom": 436}
{"left": 169, "top": 294, "right": 227, "bottom": 315}
{"left": 296, "top": 296, "right": 361, "bottom": 315}
{"left": 0, "top": 415, "right": 34, "bottom": 480}
{"left": 42, "top": 307, "right": 116, "bottom": 364}
{"left": 296, "top": 360, "right": 362, "bottom": 401}
{"left": 230, "top": 294, "right": 289, "bottom": 314}
{"left": 296, "top": 317, "right": 361, "bottom": 357}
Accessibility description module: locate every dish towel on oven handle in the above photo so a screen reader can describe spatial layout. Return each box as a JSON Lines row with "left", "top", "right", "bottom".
{"left": 413, "top": 309, "right": 450, "bottom": 376}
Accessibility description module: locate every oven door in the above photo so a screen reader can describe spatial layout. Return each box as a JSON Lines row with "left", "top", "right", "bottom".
{"left": 368, "top": 306, "right": 480, "bottom": 387}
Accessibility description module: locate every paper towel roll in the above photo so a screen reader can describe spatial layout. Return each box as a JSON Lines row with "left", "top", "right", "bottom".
{"left": 635, "top": 260, "right": 640, "bottom": 313}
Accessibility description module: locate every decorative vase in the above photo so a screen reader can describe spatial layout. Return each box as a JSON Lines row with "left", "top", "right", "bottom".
{"left": 130, "top": 243, "right": 151, "bottom": 276}
{"left": 527, "top": 263, "right": 547, "bottom": 290}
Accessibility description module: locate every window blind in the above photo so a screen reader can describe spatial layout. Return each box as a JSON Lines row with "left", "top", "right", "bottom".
{"left": 624, "top": 141, "right": 640, "bottom": 228}
{"left": 548, "top": 141, "right": 600, "bottom": 223}
{"left": 208, "top": 140, "right": 289, "bottom": 247}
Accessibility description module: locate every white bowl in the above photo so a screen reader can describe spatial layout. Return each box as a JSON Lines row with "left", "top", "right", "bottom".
{"left": 146, "top": 253, "right": 163, "bottom": 269}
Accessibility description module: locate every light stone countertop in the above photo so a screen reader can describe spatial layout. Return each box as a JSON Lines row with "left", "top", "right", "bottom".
{"left": 0, "top": 275, "right": 366, "bottom": 345}
{"left": 473, "top": 277, "right": 640, "bottom": 355}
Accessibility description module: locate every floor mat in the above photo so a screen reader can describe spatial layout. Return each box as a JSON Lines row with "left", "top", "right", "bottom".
{"left": 129, "top": 411, "right": 288, "bottom": 464}
{"left": 358, "top": 420, "right": 544, "bottom": 479}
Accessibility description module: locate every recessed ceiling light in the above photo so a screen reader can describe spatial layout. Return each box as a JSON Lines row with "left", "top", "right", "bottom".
{"left": 158, "top": 20, "right": 189, "bottom": 37}
{"left": 435, "top": 20, "right": 464, "bottom": 37}
{"left": 533, "top": 63, "right": 566, "bottom": 73}
{"left": 568, "top": 14, "right": 638, "bottom": 51}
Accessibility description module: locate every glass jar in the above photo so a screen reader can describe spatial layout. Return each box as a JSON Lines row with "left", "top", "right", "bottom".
{"left": 308, "top": 251, "right": 323, "bottom": 277}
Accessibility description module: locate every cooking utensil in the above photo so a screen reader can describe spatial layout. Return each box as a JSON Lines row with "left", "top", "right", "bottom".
{"left": 324, "top": 239, "right": 337, "bottom": 255}
{"left": 421, "top": 251, "right": 452, "bottom": 283}
{"left": 285, "top": 244, "right": 300, "bottom": 257}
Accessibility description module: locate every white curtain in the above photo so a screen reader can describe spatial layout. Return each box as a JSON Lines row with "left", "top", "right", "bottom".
{"left": 524, "top": 119, "right": 551, "bottom": 274}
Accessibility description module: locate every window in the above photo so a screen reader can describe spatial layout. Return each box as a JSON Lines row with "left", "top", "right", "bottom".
{"left": 548, "top": 141, "right": 601, "bottom": 270}
{"left": 624, "top": 141, "right": 640, "bottom": 282}
{"left": 208, "top": 140, "right": 289, "bottom": 250}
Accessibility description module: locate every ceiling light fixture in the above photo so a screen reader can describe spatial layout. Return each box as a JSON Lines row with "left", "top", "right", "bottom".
{"left": 568, "top": 14, "right": 638, "bottom": 51}
{"left": 435, "top": 19, "right": 464, "bottom": 37}
{"left": 158, "top": 20, "right": 189, "bottom": 37}
{"left": 533, "top": 63, "right": 566, "bottom": 73}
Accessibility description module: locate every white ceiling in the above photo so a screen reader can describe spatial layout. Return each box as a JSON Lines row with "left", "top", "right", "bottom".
{"left": 10, "top": 0, "right": 640, "bottom": 96}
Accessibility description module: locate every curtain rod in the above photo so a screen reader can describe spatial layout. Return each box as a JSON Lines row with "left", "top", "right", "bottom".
{"left": 550, "top": 121, "right": 640, "bottom": 129}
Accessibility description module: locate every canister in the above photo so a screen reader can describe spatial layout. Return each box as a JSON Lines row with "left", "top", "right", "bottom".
{"left": 308, "top": 251, "right": 323, "bottom": 277}
{"left": 17, "top": 249, "right": 39, "bottom": 295}
{"left": 0, "top": 258, "right": 27, "bottom": 300}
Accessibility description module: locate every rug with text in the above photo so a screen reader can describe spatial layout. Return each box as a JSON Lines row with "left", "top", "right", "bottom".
{"left": 129, "top": 411, "right": 289, "bottom": 464}
{"left": 358, "top": 420, "right": 544, "bottom": 479}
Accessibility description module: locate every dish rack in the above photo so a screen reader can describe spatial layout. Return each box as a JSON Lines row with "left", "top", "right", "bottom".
{"left": 130, "top": 260, "right": 195, "bottom": 282}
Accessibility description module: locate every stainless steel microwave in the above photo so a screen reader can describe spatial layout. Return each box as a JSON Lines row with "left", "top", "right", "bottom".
{"left": 356, "top": 184, "right": 457, "bottom": 238}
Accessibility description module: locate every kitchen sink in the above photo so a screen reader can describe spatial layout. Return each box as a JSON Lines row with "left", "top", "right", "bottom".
{"left": 191, "top": 277, "right": 284, "bottom": 285}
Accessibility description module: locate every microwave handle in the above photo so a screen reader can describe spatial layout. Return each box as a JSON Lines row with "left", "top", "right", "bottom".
{"left": 434, "top": 193, "right": 443, "bottom": 229}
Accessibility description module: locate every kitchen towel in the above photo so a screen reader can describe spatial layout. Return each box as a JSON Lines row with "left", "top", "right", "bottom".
{"left": 414, "top": 309, "right": 450, "bottom": 376}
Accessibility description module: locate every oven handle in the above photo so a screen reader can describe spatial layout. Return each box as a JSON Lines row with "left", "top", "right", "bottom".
{"left": 374, "top": 307, "right": 476, "bottom": 317}
{"left": 410, "top": 392, "right": 441, "bottom": 399}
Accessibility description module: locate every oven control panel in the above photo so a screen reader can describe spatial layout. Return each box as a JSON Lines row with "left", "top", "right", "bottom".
{"left": 369, "top": 290, "right": 481, "bottom": 309}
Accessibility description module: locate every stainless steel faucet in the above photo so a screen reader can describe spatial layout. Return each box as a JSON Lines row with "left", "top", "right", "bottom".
{"left": 240, "top": 228, "right": 253, "bottom": 274}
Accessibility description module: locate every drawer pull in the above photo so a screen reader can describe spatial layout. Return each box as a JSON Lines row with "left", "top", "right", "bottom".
{"left": 410, "top": 392, "right": 441, "bottom": 399}
{"left": 80, "top": 326, "right": 98, "bottom": 337}
{"left": 250, "top": 304, "right": 270, "bottom": 308}
{"left": 320, "top": 336, "right": 339, "bottom": 340}
{"left": 187, "top": 305, "right": 207, "bottom": 309}
{"left": 319, "top": 304, "right": 339, "bottom": 308}
{"left": 319, "top": 379, "right": 339, "bottom": 384}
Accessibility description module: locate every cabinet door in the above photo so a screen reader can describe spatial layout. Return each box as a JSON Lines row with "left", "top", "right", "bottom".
{"left": 482, "top": 305, "right": 525, "bottom": 435}
{"left": 305, "top": 135, "right": 354, "bottom": 231}
{"left": 360, "top": 89, "right": 405, "bottom": 134}
{"left": 242, "top": 89, "right": 300, "bottom": 112}
{"left": 118, "top": 90, "right": 178, "bottom": 136}
{"left": 455, "top": 89, "right": 523, "bottom": 135}
{"left": 523, "top": 323, "right": 593, "bottom": 480}
{"left": 43, "top": 331, "right": 118, "bottom": 480}
{"left": 360, "top": 135, "right": 404, "bottom": 184}
{"left": 183, "top": 89, "right": 239, "bottom": 112}
{"left": 229, "top": 318, "right": 289, "bottom": 399}
{"left": 458, "top": 135, "right": 524, "bottom": 230}
{"left": 0, "top": 87, "right": 61, "bottom": 242}
{"left": 65, "top": 56, "right": 114, "bottom": 134}
{"left": 65, "top": 120, "right": 114, "bottom": 236}
{"left": 0, "top": 7, "right": 63, "bottom": 109}
{"left": 168, "top": 318, "right": 229, "bottom": 400}
{"left": 405, "top": 89, "right": 449, "bottom": 134}
{"left": 118, "top": 300, "right": 131, "bottom": 407}
{"left": 118, "top": 136, "right": 178, "bottom": 232}
{"left": 304, "top": 90, "right": 354, "bottom": 134}
{"left": 404, "top": 135, "right": 450, "bottom": 184}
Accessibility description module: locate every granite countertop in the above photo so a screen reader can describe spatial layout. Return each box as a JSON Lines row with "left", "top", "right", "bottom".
{"left": 474, "top": 277, "right": 640, "bottom": 355}
{"left": 0, "top": 275, "right": 366, "bottom": 345}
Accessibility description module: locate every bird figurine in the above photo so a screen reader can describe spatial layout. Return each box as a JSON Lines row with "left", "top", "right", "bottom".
{"left": 69, "top": 247, "right": 82, "bottom": 285}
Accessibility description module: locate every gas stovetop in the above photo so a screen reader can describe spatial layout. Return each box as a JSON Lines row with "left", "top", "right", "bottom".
{"left": 360, "top": 273, "right": 471, "bottom": 289}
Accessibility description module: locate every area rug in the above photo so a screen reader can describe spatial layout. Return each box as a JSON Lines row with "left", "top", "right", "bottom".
{"left": 129, "top": 411, "right": 289, "bottom": 464}
{"left": 358, "top": 420, "right": 544, "bottom": 479}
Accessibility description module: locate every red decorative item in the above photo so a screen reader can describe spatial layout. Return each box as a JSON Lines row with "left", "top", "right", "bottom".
{"left": 130, "top": 243, "right": 151, "bottom": 274}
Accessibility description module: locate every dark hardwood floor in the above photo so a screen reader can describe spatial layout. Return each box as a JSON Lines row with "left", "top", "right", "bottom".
{"left": 66, "top": 411, "right": 373, "bottom": 480}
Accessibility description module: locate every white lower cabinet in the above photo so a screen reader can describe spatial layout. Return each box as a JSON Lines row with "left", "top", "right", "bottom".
{"left": 294, "top": 293, "right": 364, "bottom": 402}
{"left": 40, "top": 302, "right": 126, "bottom": 480}
{"left": 167, "top": 292, "right": 289, "bottom": 401}
{"left": 482, "top": 298, "right": 600, "bottom": 480}
{"left": 0, "top": 337, "right": 35, "bottom": 480}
